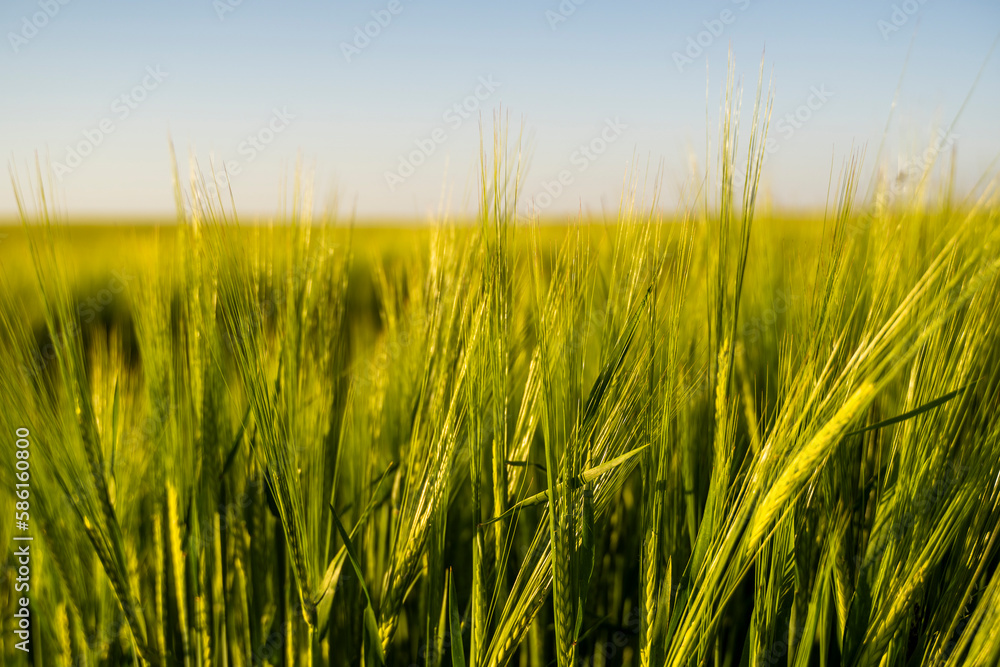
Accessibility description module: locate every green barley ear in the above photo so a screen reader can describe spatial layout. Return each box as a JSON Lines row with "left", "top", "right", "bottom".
{"left": 166, "top": 482, "right": 191, "bottom": 665}
{"left": 55, "top": 603, "right": 72, "bottom": 666}
{"left": 749, "top": 382, "right": 876, "bottom": 551}
{"left": 195, "top": 592, "right": 210, "bottom": 667}
{"left": 152, "top": 508, "right": 167, "bottom": 664}
{"left": 573, "top": 461, "right": 595, "bottom": 643}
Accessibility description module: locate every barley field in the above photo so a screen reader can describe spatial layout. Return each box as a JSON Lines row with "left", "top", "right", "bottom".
{"left": 2, "top": 90, "right": 1000, "bottom": 667}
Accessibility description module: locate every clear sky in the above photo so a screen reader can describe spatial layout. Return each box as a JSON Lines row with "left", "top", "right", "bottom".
{"left": 1, "top": 0, "right": 998, "bottom": 220}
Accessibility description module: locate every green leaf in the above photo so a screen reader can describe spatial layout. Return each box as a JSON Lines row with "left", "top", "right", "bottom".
{"left": 574, "top": 484, "right": 595, "bottom": 641}
{"left": 448, "top": 570, "right": 467, "bottom": 667}
{"left": 846, "top": 384, "right": 969, "bottom": 436}
{"left": 219, "top": 402, "right": 253, "bottom": 479}
{"left": 332, "top": 508, "right": 385, "bottom": 666}
{"left": 480, "top": 444, "right": 649, "bottom": 526}
{"left": 110, "top": 375, "right": 120, "bottom": 479}
{"left": 315, "top": 465, "right": 393, "bottom": 636}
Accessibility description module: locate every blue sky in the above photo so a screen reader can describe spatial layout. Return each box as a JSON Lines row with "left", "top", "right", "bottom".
{"left": 1, "top": 0, "right": 998, "bottom": 220}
